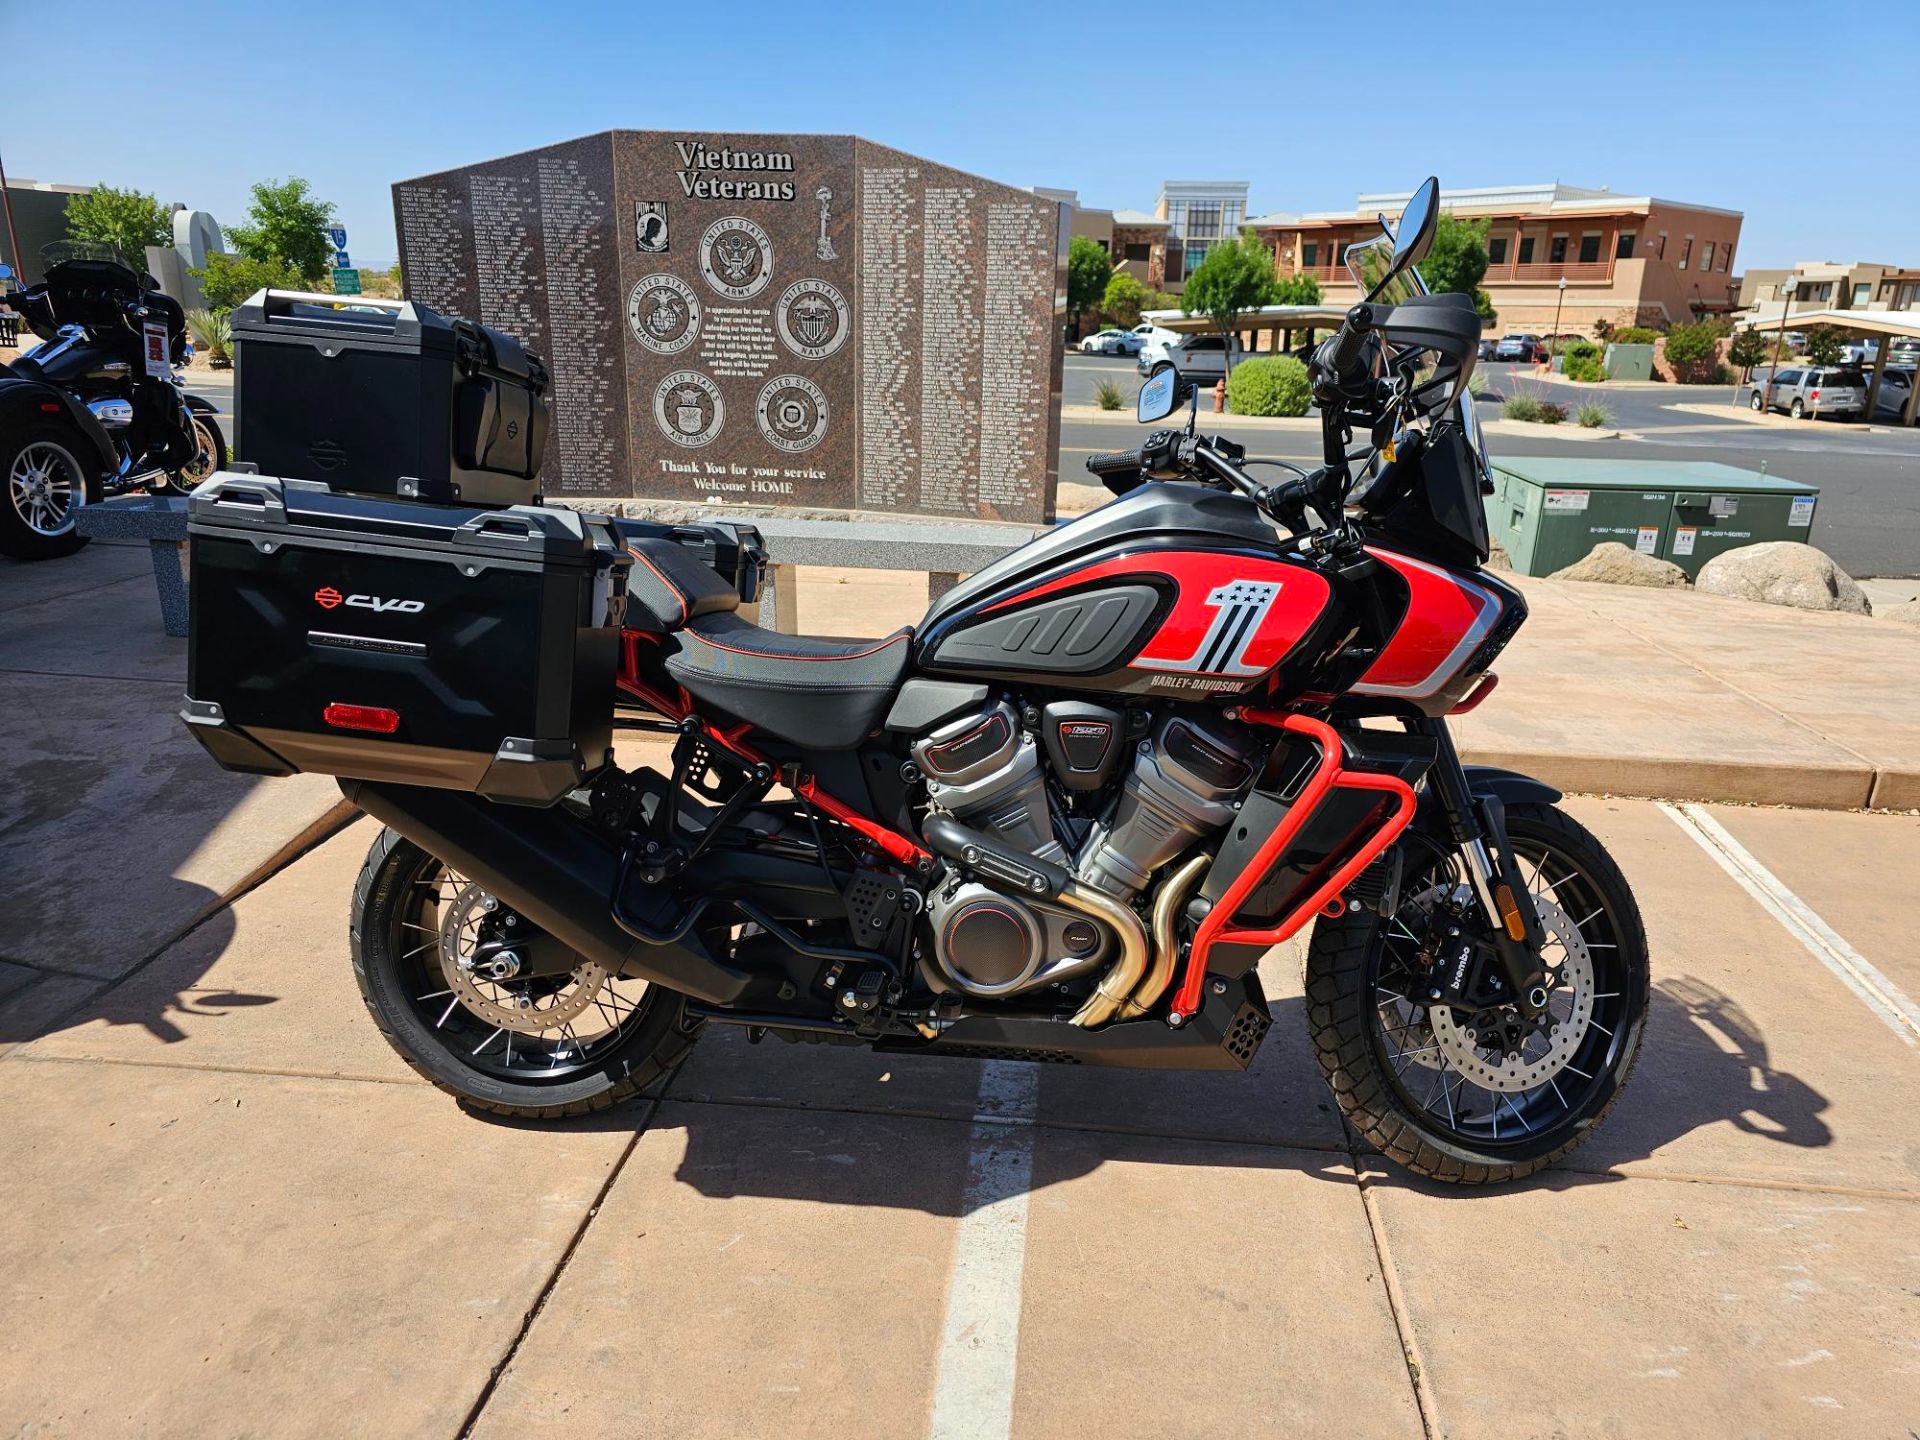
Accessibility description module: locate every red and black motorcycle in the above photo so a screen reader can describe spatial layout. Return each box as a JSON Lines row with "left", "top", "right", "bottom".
{"left": 212, "top": 179, "right": 1648, "bottom": 1185}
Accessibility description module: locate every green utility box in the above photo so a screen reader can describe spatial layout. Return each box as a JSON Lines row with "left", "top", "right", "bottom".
{"left": 1489, "top": 459, "right": 1818, "bottom": 579}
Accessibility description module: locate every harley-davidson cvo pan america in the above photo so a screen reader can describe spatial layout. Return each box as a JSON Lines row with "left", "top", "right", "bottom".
{"left": 203, "top": 178, "right": 1650, "bottom": 1184}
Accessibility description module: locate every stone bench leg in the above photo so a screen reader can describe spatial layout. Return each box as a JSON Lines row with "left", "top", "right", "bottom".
{"left": 928, "top": 572, "right": 961, "bottom": 608}
{"left": 150, "top": 539, "right": 188, "bottom": 638}
{"left": 757, "top": 563, "right": 800, "bottom": 635}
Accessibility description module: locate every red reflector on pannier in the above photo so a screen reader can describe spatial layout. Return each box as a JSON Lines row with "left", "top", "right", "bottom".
{"left": 323, "top": 702, "right": 400, "bottom": 734}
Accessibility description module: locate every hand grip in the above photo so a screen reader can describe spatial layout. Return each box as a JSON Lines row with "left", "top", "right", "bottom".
{"left": 1085, "top": 448, "right": 1143, "bottom": 477}
{"left": 1322, "top": 303, "right": 1376, "bottom": 379}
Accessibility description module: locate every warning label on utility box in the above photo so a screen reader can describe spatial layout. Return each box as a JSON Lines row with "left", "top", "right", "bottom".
{"left": 1544, "top": 489, "right": 1590, "bottom": 513}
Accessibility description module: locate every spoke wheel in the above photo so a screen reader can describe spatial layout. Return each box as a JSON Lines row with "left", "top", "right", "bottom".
{"left": 9, "top": 438, "right": 84, "bottom": 536}
{"left": 1306, "top": 801, "right": 1650, "bottom": 1184}
{"left": 350, "top": 827, "right": 699, "bottom": 1116}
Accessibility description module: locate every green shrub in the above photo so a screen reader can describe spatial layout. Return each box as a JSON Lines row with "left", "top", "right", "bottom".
{"left": 1575, "top": 401, "right": 1613, "bottom": 429}
{"left": 1466, "top": 369, "right": 1490, "bottom": 397}
{"left": 1562, "top": 340, "right": 1607, "bottom": 383}
{"left": 1226, "top": 355, "right": 1312, "bottom": 417}
{"left": 191, "top": 252, "right": 301, "bottom": 315}
{"left": 1804, "top": 325, "right": 1845, "bottom": 366}
{"left": 1502, "top": 394, "right": 1543, "bottom": 422}
{"left": 1662, "top": 321, "right": 1724, "bottom": 383}
{"left": 185, "top": 308, "right": 232, "bottom": 366}
{"left": 1536, "top": 401, "right": 1568, "bottom": 424}
{"left": 1609, "top": 325, "right": 1662, "bottom": 346}
{"left": 1093, "top": 378, "right": 1126, "bottom": 411}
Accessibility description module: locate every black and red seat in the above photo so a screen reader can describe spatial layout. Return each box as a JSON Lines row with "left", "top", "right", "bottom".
{"left": 623, "top": 538, "right": 911, "bottom": 749}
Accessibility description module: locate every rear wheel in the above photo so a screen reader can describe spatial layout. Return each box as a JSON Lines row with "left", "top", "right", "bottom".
{"left": 1, "top": 423, "right": 93, "bottom": 560}
{"left": 1306, "top": 802, "right": 1650, "bottom": 1184}
{"left": 349, "top": 826, "right": 700, "bottom": 1117}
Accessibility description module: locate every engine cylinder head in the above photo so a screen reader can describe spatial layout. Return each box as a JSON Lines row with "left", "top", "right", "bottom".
{"left": 913, "top": 703, "right": 1065, "bottom": 866}
{"left": 1076, "top": 715, "right": 1255, "bottom": 897}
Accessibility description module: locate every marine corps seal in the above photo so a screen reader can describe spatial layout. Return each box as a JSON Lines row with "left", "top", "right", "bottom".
{"left": 698, "top": 216, "right": 774, "bottom": 300}
{"left": 774, "top": 278, "right": 850, "bottom": 360}
{"left": 652, "top": 370, "right": 725, "bottom": 448}
{"left": 754, "top": 375, "right": 829, "bottom": 454}
{"left": 627, "top": 273, "right": 701, "bottom": 355}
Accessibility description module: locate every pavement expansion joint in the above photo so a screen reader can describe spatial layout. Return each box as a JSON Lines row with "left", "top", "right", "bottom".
{"left": 455, "top": 1115, "right": 653, "bottom": 1440}
{"left": 10, "top": 1051, "right": 429, "bottom": 1088}
{"left": 0, "top": 666, "right": 188, "bottom": 686}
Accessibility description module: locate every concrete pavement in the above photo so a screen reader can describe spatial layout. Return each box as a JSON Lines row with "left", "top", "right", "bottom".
{"left": 5, "top": 798, "right": 1918, "bottom": 1437}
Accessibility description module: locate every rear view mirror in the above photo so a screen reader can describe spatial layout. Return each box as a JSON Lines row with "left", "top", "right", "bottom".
{"left": 1137, "top": 368, "right": 1179, "bottom": 423}
{"left": 1394, "top": 177, "right": 1440, "bottom": 272}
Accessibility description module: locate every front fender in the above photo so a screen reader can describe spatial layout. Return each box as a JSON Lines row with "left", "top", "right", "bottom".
{"left": 183, "top": 392, "right": 221, "bottom": 414}
{"left": 1461, "top": 764, "right": 1560, "bottom": 807}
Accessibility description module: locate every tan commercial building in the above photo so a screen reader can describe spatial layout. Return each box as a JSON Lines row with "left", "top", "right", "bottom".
{"left": 1739, "top": 262, "right": 1902, "bottom": 321}
{"left": 1252, "top": 182, "right": 1744, "bottom": 331}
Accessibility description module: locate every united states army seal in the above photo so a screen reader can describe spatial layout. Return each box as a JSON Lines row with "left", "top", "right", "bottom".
{"left": 698, "top": 216, "right": 774, "bottom": 300}
{"left": 652, "top": 370, "right": 725, "bottom": 448}
{"left": 627, "top": 273, "right": 701, "bottom": 355}
{"left": 774, "top": 278, "right": 850, "bottom": 360}
{"left": 755, "top": 375, "right": 829, "bottom": 454}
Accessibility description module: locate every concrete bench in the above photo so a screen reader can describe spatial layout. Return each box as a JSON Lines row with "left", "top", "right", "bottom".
{"left": 741, "top": 514, "right": 1041, "bottom": 632}
{"left": 75, "top": 494, "right": 191, "bottom": 637}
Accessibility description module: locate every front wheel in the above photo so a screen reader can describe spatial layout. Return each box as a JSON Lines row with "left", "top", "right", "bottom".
{"left": 1750, "top": 391, "right": 1766, "bottom": 412}
{"left": 349, "top": 827, "right": 700, "bottom": 1117}
{"left": 1790, "top": 398, "right": 1806, "bottom": 418}
{"left": 1306, "top": 801, "right": 1650, "bottom": 1184}
{"left": 159, "top": 412, "right": 224, "bottom": 491}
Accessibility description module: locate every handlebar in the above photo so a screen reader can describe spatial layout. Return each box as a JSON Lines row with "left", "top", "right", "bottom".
{"left": 1084, "top": 448, "right": 1142, "bottom": 478}
{"left": 1319, "top": 302, "right": 1379, "bottom": 385}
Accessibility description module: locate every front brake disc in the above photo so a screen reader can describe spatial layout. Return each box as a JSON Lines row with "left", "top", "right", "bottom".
{"left": 1428, "top": 891, "right": 1595, "bottom": 1092}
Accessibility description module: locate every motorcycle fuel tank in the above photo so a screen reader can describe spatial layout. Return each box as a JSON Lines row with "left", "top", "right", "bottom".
{"left": 919, "top": 540, "right": 1343, "bottom": 699}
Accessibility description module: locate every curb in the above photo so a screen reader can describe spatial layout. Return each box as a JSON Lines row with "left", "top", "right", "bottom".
{"left": 1458, "top": 745, "right": 1879, "bottom": 812}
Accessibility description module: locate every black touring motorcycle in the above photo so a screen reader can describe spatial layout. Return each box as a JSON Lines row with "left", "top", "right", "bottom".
{"left": 1, "top": 244, "right": 224, "bottom": 559}
{"left": 183, "top": 181, "right": 1648, "bottom": 1184}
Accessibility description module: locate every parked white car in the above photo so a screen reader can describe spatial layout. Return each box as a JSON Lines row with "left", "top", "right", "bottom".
{"left": 1078, "top": 328, "right": 1142, "bottom": 356}
{"left": 1136, "top": 332, "right": 1244, "bottom": 385}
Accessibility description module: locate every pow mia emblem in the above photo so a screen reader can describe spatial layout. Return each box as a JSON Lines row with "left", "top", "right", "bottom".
{"left": 774, "top": 279, "right": 850, "bottom": 360}
{"left": 699, "top": 216, "right": 773, "bottom": 299}
{"left": 652, "top": 370, "right": 725, "bottom": 448}
{"left": 635, "top": 201, "right": 669, "bottom": 254}
{"left": 627, "top": 273, "right": 701, "bottom": 355}
{"left": 754, "top": 375, "right": 829, "bottom": 454}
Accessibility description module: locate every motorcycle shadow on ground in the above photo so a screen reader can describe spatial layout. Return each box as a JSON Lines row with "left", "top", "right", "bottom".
{"left": 474, "top": 973, "right": 1833, "bottom": 1216}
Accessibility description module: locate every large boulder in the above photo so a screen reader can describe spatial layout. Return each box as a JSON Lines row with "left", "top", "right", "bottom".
{"left": 1695, "top": 541, "right": 1871, "bottom": 615}
{"left": 1884, "top": 597, "right": 1920, "bottom": 627}
{"left": 1486, "top": 534, "right": 1514, "bottom": 571}
{"left": 1548, "top": 541, "right": 1688, "bottom": 588}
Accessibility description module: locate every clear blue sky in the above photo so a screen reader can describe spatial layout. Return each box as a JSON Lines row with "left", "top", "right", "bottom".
{"left": 6, "top": 0, "right": 1913, "bottom": 271}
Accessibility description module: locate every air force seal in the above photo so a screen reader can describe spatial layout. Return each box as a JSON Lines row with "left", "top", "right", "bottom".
{"left": 775, "top": 279, "right": 850, "bottom": 360}
{"left": 652, "top": 370, "right": 725, "bottom": 448}
{"left": 627, "top": 273, "right": 701, "bottom": 355}
{"left": 755, "top": 375, "right": 829, "bottom": 454}
{"left": 699, "top": 216, "right": 774, "bottom": 299}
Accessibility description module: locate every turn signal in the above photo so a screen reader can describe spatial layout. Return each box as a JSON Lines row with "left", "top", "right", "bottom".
{"left": 323, "top": 702, "right": 400, "bottom": 734}
{"left": 1494, "top": 883, "right": 1528, "bottom": 942}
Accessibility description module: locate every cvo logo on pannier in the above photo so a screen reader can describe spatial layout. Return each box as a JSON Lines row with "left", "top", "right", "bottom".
{"left": 314, "top": 585, "right": 424, "bottom": 615}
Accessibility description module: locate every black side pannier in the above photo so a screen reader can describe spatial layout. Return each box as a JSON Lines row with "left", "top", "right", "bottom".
{"left": 230, "top": 291, "right": 549, "bottom": 508}
{"left": 611, "top": 516, "right": 766, "bottom": 608}
{"left": 181, "top": 473, "right": 628, "bottom": 806}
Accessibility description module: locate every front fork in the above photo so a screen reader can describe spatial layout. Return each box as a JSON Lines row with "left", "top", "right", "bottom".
{"left": 1407, "top": 717, "right": 1551, "bottom": 1017}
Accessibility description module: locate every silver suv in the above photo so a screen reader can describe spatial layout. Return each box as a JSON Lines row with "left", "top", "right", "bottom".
{"left": 1746, "top": 366, "right": 1868, "bottom": 420}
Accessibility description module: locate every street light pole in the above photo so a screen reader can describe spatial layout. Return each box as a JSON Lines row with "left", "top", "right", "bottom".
{"left": 1768, "top": 278, "right": 1797, "bottom": 410}
{"left": 0, "top": 147, "right": 23, "bottom": 292}
{"left": 1548, "top": 275, "right": 1567, "bottom": 368}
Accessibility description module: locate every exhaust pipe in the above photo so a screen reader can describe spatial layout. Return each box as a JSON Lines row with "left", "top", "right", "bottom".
{"left": 343, "top": 780, "right": 754, "bottom": 1005}
{"left": 1116, "top": 851, "right": 1212, "bottom": 1022}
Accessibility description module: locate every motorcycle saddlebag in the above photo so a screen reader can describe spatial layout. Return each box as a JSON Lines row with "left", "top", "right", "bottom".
{"left": 181, "top": 473, "right": 628, "bottom": 806}
{"left": 230, "top": 290, "right": 549, "bottom": 508}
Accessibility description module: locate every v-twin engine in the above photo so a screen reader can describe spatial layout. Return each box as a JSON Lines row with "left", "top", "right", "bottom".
{"left": 913, "top": 704, "right": 1257, "bottom": 1000}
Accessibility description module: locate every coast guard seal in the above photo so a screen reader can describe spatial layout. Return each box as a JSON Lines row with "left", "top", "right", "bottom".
{"left": 755, "top": 375, "right": 829, "bottom": 454}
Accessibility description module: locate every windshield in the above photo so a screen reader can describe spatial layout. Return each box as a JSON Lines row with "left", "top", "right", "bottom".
{"left": 1344, "top": 229, "right": 1431, "bottom": 308}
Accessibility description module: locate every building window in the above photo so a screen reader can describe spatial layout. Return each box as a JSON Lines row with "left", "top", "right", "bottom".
{"left": 1488, "top": 236, "right": 1508, "bottom": 266}
{"left": 1852, "top": 282, "right": 1871, "bottom": 307}
{"left": 1185, "top": 201, "right": 1222, "bottom": 243}
{"left": 1678, "top": 236, "right": 1692, "bottom": 270}
{"left": 1518, "top": 235, "right": 1535, "bottom": 265}
{"left": 1578, "top": 232, "right": 1601, "bottom": 264}
{"left": 1185, "top": 245, "right": 1209, "bottom": 273}
{"left": 1123, "top": 242, "right": 1150, "bottom": 262}
{"left": 1616, "top": 232, "right": 1636, "bottom": 259}
{"left": 1720, "top": 245, "right": 1733, "bottom": 272}
{"left": 1655, "top": 232, "right": 1667, "bottom": 259}
{"left": 1549, "top": 234, "right": 1568, "bottom": 264}
{"left": 1699, "top": 241, "right": 1715, "bottom": 272}
{"left": 1302, "top": 241, "right": 1318, "bottom": 268}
